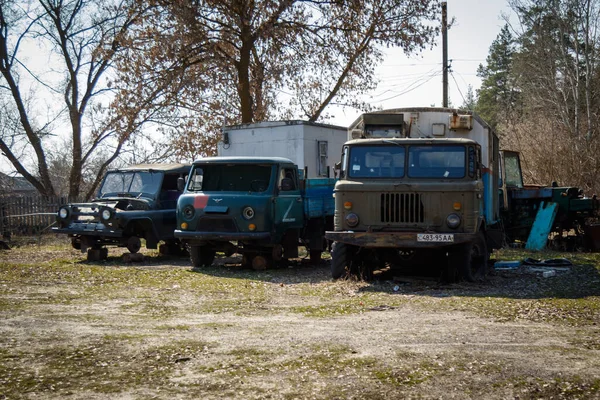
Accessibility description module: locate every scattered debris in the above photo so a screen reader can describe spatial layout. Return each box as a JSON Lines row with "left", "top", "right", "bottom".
{"left": 494, "top": 260, "right": 521, "bottom": 270}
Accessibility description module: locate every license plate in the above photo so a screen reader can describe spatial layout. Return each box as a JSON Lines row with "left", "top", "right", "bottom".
{"left": 417, "top": 233, "right": 454, "bottom": 242}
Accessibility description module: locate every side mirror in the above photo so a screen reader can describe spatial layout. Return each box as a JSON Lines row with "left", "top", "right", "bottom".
{"left": 281, "top": 177, "right": 294, "bottom": 191}
{"left": 177, "top": 176, "right": 186, "bottom": 192}
{"left": 334, "top": 161, "right": 341, "bottom": 171}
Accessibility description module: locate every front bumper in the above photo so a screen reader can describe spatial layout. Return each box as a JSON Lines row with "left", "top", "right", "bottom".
{"left": 325, "top": 231, "right": 477, "bottom": 248}
{"left": 52, "top": 225, "right": 123, "bottom": 238}
{"left": 174, "top": 230, "right": 271, "bottom": 242}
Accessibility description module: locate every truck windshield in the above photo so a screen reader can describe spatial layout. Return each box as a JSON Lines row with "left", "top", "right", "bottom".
{"left": 408, "top": 145, "right": 465, "bottom": 178}
{"left": 99, "top": 171, "right": 162, "bottom": 198}
{"left": 187, "top": 164, "right": 272, "bottom": 192}
{"left": 348, "top": 146, "right": 405, "bottom": 178}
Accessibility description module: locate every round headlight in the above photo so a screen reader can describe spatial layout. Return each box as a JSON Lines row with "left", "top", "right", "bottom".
{"left": 242, "top": 206, "right": 255, "bottom": 220}
{"left": 182, "top": 205, "right": 195, "bottom": 219}
{"left": 345, "top": 212, "right": 359, "bottom": 227}
{"left": 58, "top": 207, "right": 69, "bottom": 219}
{"left": 101, "top": 208, "right": 113, "bottom": 221}
{"left": 446, "top": 213, "right": 461, "bottom": 229}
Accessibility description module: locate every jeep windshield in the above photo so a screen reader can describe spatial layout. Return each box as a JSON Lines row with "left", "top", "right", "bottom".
{"left": 98, "top": 171, "right": 163, "bottom": 198}
{"left": 187, "top": 164, "right": 272, "bottom": 192}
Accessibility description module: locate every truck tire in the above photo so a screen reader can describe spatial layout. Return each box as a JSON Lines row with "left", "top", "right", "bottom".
{"left": 447, "top": 243, "right": 471, "bottom": 283}
{"left": 331, "top": 242, "right": 356, "bottom": 279}
{"left": 470, "top": 232, "right": 489, "bottom": 280}
{"left": 190, "top": 245, "right": 215, "bottom": 268}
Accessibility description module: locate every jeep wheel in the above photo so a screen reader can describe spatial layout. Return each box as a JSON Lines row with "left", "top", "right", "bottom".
{"left": 126, "top": 236, "right": 141, "bottom": 253}
{"left": 190, "top": 245, "right": 215, "bottom": 268}
{"left": 71, "top": 238, "right": 81, "bottom": 250}
{"left": 331, "top": 242, "right": 357, "bottom": 279}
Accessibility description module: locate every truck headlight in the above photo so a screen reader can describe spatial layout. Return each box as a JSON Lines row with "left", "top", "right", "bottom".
{"left": 101, "top": 208, "right": 113, "bottom": 221}
{"left": 58, "top": 207, "right": 69, "bottom": 219}
{"left": 242, "top": 206, "right": 255, "bottom": 220}
{"left": 446, "top": 213, "right": 461, "bottom": 229}
{"left": 345, "top": 212, "right": 359, "bottom": 227}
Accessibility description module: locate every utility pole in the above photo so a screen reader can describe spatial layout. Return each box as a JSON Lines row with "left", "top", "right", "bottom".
{"left": 442, "top": 1, "right": 448, "bottom": 107}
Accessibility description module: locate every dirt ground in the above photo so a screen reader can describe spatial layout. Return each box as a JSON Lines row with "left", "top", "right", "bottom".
{"left": 1, "top": 238, "right": 599, "bottom": 399}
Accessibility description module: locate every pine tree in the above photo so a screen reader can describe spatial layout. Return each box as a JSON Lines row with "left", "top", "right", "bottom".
{"left": 475, "top": 24, "right": 519, "bottom": 129}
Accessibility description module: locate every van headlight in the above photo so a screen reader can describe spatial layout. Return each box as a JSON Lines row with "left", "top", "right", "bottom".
{"left": 345, "top": 213, "right": 359, "bottom": 227}
{"left": 446, "top": 213, "right": 461, "bottom": 229}
{"left": 182, "top": 205, "right": 195, "bottom": 220}
{"left": 242, "top": 206, "right": 255, "bottom": 220}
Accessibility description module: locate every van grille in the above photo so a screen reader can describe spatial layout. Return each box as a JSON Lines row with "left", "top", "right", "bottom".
{"left": 380, "top": 193, "right": 424, "bottom": 223}
{"left": 197, "top": 217, "right": 238, "bottom": 232}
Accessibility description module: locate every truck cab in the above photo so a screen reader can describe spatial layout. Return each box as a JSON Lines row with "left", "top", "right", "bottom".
{"left": 175, "top": 156, "right": 334, "bottom": 269}
{"left": 326, "top": 108, "right": 499, "bottom": 281}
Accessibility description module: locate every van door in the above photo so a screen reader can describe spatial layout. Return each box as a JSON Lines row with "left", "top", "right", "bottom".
{"left": 273, "top": 166, "right": 304, "bottom": 232}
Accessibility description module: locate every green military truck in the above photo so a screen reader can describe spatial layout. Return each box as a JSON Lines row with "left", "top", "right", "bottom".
{"left": 174, "top": 156, "right": 335, "bottom": 269}
{"left": 325, "top": 108, "right": 500, "bottom": 282}
{"left": 53, "top": 163, "right": 190, "bottom": 260}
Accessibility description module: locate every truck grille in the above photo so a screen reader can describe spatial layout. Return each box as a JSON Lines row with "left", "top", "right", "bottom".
{"left": 380, "top": 193, "right": 424, "bottom": 223}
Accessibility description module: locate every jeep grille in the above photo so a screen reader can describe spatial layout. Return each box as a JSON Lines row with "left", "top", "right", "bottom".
{"left": 380, "top": 193, "right": 424, "bottom": 223}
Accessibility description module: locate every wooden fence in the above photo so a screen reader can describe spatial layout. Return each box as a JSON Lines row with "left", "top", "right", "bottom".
{"left": 0, "top": 195, "right": 79, "bottom": 237}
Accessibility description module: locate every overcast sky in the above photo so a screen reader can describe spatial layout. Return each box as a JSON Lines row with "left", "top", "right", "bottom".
{"left": 328, "top": 0, "right": 513, "bottom": 127}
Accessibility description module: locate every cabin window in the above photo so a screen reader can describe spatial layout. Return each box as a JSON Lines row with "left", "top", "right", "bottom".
{"left": 408, "top": 145, "right": 466, "bottom": 179}
{"left": 318, "top": 141, "right": 328, "bottom": 177}
{"left": 348, "top": 145, "right": 405, "bottom": 178}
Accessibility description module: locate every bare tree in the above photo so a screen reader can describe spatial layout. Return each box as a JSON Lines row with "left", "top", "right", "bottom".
{"left": 0, "top": 0, "right": 156, "bottom": 199}
{"left": 118, "top": 0, "right": 442, "bottom": 160}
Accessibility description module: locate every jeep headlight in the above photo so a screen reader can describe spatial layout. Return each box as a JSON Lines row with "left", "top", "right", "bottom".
{"left": 58, "top": 207, "right": 69, "bottom": 219}
{"left": 101, "top": 208, "right": 113, "bottom": 221}
{"left": 446, "top": 213, "right": 461, "bottom": 229}
{"left": 242, "top": 206, "right": 255, "bottom": 220}
{"left": 345, "top": 212, "right": 359, "bottom": 227}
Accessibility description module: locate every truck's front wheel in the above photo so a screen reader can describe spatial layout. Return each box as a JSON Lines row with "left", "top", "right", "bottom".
{"left": 331, "top": 242, "right": 357, "bottom": 279}
{"left": 470, "top": 232, "right": 489, "bottom": 280}
{"left": 190, "top": 245, "right": 215, "bottom": 268}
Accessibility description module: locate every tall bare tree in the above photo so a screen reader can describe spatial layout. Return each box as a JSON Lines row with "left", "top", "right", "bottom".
{"left": 0, "top": 0, "right": 155, "bottom": 199}
{"left": 118, "top": 0, "right": 442, "bottom": 160}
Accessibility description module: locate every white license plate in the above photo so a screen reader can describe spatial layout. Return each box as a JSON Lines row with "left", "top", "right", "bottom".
{"left": 417, "top": 233, "right": 454, "bottom": 242}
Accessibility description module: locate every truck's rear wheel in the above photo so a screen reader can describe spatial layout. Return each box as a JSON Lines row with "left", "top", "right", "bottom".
{"left": 331, "top": 242, "right": 357, "bottom": 279}
{"left": 190, "top": 245, "right": 215, "bottom": 268}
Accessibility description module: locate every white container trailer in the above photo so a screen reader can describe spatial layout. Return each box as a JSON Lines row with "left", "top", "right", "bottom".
{"left": 218, "top": 121, "right": 347, "bottom": 178}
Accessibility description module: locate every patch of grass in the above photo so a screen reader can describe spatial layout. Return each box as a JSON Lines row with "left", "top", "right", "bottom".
{"left": 0, "top": 338, "right": 212, "bottom": 398}
{"left": 499, "top": 375, "right": 600, "bottom": 399}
